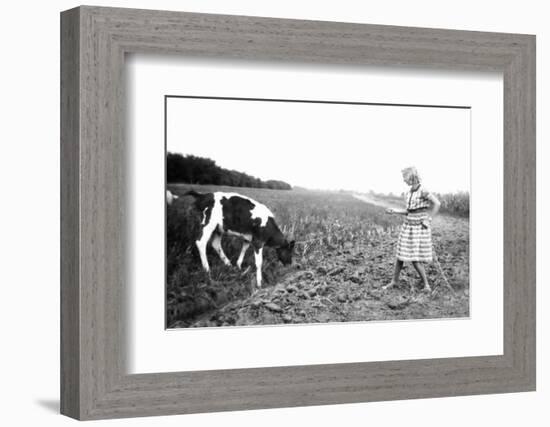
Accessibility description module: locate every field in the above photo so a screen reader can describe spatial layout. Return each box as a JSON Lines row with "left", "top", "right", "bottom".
{"left": 166, "top": 184, "right": 470, "bottom": 328}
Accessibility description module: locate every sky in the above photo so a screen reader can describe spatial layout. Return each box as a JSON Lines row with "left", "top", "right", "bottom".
{"left": 167, "top": 97, "right": 470, "bottom": 195}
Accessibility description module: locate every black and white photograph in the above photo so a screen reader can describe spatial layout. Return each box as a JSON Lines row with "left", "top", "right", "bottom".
{"left": 165, "top": 95, "right": 470, "bottom": 328}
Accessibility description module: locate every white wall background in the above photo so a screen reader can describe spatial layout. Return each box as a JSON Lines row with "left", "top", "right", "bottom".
{"left": 0, "top": 1, "right": 546, "bottom": 425}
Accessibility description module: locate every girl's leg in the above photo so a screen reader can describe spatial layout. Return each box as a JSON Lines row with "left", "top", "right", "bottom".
{"left": 383, "top": 259, "right": 403, "bottom": 289}
{"left": 412, "top": 261, "right": 431, "bottom": 291}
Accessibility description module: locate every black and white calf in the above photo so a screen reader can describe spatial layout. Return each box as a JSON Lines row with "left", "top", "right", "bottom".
{"left": 185, "top": 190, "right": 294, "bottom": 288}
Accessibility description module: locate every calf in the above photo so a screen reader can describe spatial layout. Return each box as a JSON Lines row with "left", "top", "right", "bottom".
{"left": 184, "top": 190, "right": 294, "bottom": 288}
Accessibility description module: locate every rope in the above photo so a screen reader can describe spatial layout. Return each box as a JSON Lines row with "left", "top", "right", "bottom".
{"left": 432, "top": 245, "right": 455, "bottom": 295}
{"left": 422, "top": 218, "right": 455, "bottom": 295}
{"left": 294, "top": 236, "right": 325, "bottom": 245}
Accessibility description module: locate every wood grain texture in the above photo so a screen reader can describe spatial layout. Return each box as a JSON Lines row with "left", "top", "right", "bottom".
{"left": 60, "top": 6, "right": 536, "bottom": 420}
{"left": 60, "top": 7, "right": 80, "bottom": 419}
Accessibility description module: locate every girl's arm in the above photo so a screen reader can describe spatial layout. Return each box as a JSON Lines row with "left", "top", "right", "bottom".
{"left": 427, "top": 193, "right": 441, "bottom": 217}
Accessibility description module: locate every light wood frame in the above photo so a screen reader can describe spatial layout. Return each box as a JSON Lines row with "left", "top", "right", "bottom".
{"left": 61, "top": 5, "right": 536, "bottom": 420}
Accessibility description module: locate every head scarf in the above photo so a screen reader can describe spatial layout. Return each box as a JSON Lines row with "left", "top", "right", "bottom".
{"left": 401, "top": 166, "right": 421, "bottom": 186}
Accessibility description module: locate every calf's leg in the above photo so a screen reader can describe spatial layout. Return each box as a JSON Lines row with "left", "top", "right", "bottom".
{"left": 253, "top": 246, "right": 263, "bottom": 288}
{"left": 195, "top": 225, "right": 215, "bottom": 272}
{"left": 211, "top": 233, "right": 231, "bottom": 267}
{"left": 236, "top": 241, "right": 250, "bottom": 269}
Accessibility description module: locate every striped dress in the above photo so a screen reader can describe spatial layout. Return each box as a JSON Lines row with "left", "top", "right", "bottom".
{"left": 396, "top": 185, "right": 433, "bottom": 262}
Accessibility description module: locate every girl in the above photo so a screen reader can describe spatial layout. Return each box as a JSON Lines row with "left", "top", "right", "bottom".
{"left": 384, "top": 167, "right": 440, "bottom": 292}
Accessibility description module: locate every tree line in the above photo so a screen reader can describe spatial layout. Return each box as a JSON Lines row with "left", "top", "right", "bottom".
{"left": 167, "top": 152, "right": 292, "bottom": 190}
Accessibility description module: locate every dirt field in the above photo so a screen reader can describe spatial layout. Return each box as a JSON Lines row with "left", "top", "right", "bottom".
{"left": 166, "top": 185, "right": 470, "bottom": 328}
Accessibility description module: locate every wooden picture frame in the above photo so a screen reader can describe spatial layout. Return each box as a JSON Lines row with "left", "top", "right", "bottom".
{"left": 60, "top": 5, "right": 536, "bottom": 420}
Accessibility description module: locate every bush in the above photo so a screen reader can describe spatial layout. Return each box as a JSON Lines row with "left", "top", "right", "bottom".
{"left": 435, "top": 192, "right": 470, "bottom": 217}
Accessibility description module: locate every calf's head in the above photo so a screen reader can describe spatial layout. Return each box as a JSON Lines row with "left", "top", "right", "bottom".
{"left": 276, "top": 240, "right": 295, "bottom": 266}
